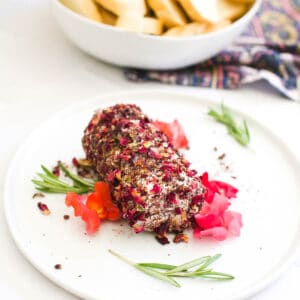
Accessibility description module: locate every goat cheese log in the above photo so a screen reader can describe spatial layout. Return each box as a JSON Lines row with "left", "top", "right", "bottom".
{"left": 82, "top": 104, "right": 205, "bottom": 243}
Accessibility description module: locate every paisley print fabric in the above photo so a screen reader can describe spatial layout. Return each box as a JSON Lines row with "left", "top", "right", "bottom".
{"left": 125, "top": 0, "right": 300, "bottom": 100}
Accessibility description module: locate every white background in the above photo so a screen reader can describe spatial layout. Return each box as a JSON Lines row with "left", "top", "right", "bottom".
{"left": 1, "top": 0, "right": 300, "bottom": 299}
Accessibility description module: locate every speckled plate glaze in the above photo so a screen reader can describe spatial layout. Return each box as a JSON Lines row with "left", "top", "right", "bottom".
{"left": 4, "top": 90, "right": 300, "bottom": 300}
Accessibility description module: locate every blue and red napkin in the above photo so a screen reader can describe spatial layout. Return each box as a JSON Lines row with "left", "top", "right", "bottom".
{"left": 125, "top": 0, "right": 300, "bottom": 100}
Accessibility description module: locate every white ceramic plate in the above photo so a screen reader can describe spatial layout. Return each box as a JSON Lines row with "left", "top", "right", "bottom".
{"left": 4, "top": 90, "right": 300, "bottom": 300}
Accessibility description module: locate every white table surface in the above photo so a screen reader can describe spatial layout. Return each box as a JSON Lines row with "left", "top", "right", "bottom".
{"left": 1, "top": 1, "right": 300, "bottom": 299}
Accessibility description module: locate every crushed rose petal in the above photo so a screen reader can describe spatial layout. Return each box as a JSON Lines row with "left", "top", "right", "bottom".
{"left": 151, "top": 183, "right": 161, "bottom": 194}
{"left": 72, "top": 157, "right": 79, "bottom": 167}
{"left": 52, "top": 165, "right": 60, "bottom": 177}
{"left": 119, "top": 137, "right": 128, "bottom": 146}
{"left": 37, "top": 202, "right": 51, "bottom": 215}
{"left": 54, "top": 264, "right": 62, "bottom": 270}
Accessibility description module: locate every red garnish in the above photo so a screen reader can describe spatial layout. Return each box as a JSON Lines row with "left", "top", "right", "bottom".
{"left": 87, "top": 182, "right": 121, "bottom": 221}
{"left": 201, "top": 172, "right": 238, "bottom": 203}
{"left": 52, "top": 165, "right": 60, "bottom": 177}
{"left": 72, "top": 157, "right": 79, "bottom": 167}
{"left": 167, "top": 192, "right": 177, "bottom": 204}
{"left": 65, "top": 192, "right": 100, "bottom": 234}
{"left": 193, "top": 173, "right": 242, "bottom": 241}
{"left": 187, "top": 169, "right": 197, "bottom": 177}
{"left": 132, "top": 221, "right": 145, "bottom": 233}
{"left": 153, "top": 119, "right": 189, "bottom": 149}
{"left": 65, "top": 182, "right": 121, "bottom": 234}
{"left": 175, "top": 207, "right": 182, "bottom": 214}
{"left": 37, "top": 202, "right": 51, "bottom": 215}
{"left": 119, "top": 137, "right": 128, "bottom": 146}
{"left": 151, "top": 184, "right": 161, "bottom": 194}
{"left": 194, "top": 226, "right": 228, "bottom": 241}
{"left": 54, "top": 264, "right": 62, "bottom": 270}
{"left": 211, "top": 180, "right": 239, "bottom": 199}
{"left": 130, "top": 188, "right": 144, "bottom": 205}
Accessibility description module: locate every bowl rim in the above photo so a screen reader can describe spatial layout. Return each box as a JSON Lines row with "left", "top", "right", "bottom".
{"left": 53, "top": 0, "right": 262, "bottom": 42}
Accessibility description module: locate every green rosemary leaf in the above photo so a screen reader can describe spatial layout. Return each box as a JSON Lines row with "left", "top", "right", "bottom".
{"left": 32, "top": 164, "right": 94, "bottom": 195}
{"left": 208, "top": 103, "right": 250, "bottom": 147}
{"left": 171, "top": 270, "right": 233, "bottom": 280}
{"left": 164, "top": 256, "right": 210, "bottom": 275}
{"left": 37, "top": 173, "right": 71, "bottom": 188}
{"left": 32, "top": 179, "right": 89, "bottom": 194}
{"left": 135, "top": 265, "right": 180, "bottom": 287}
{"left": 137, "top": 263, "right": 177, "bottom": 270}
{"left": 195, "top": 254, "right": 222, "bottom": 272}
{"left": 41, "top": 165, "right": 57, "bottom": 179}
{"left": 193, "top": 271, "right": 234, "bottom": 280}
{"left": 221, "top": 103, "right": 236, "bottom": 127}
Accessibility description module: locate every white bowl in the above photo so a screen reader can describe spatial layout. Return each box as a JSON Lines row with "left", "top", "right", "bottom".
{"left": 52, "top": 0, "right": 261, "bottom": 70}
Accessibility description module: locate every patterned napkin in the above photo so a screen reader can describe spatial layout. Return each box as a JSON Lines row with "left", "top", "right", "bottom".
{"left": 125, "top": 0, "right": 300, "bottom": 100}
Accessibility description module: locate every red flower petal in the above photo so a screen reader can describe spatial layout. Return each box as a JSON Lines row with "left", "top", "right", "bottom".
{"left": 194, "top": 213, "right": 221, "bottom": 229}
{"left": 87, "top": 182, "right": 121, "bottom": 220}
{"left": 195, "top": 227, "right": 228, "bottom": 241}
{"left": 208, "top": 193, "right": 230, "bottom": 215}
{"left": 193, "top": 227, "right": 202, "bottom": 239}
{"left": 152, "top": 119, "right": 189, "bottom": 150}
{"left": 199, "top": 202, "right": 210, "bottom": 215}
{"left": 81, "top": 209, "right": 102, "bottom": 235}
{"left": 195, "top": 194, "right": 231, "bottom": 229}
{"left": 223, "top": 211, "right": 243, "bottom": 236}
{"left": 201, "top": 172, "right": 238, "bottom": 202}
{"left": 65, "top": 192, "right": 101, "bottom": 234}
{"left": 210, "top": 180, "right": 238, "bottom": 199}
{"left": 171, "top": 120, "right": 189, "bottom": 149}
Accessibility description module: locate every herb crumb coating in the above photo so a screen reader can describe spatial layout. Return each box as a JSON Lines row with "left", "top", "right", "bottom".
{"left": 82, "top": 104, "right": 204, "bottom": 242}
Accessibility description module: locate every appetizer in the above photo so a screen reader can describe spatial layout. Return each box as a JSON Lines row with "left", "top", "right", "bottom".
{"left": 82, "top": 104, "right": 204, "bottom": 243}
{"left": 32, "top": 102, "right": 247, "bottom": 286}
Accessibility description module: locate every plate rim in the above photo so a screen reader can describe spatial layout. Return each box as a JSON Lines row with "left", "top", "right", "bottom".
{"left": 4, "top": 88, "right": 300, "bottom": 300}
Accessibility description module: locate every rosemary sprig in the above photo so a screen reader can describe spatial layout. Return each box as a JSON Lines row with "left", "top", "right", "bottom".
{"left": 208, "top": 103, "right": 250, "bottom": 146}
{"left": 109, "top": 249, "right": 234, "bottom": 287}
{"left": 32, "top": 164, "right": 95, "bottom": 194}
